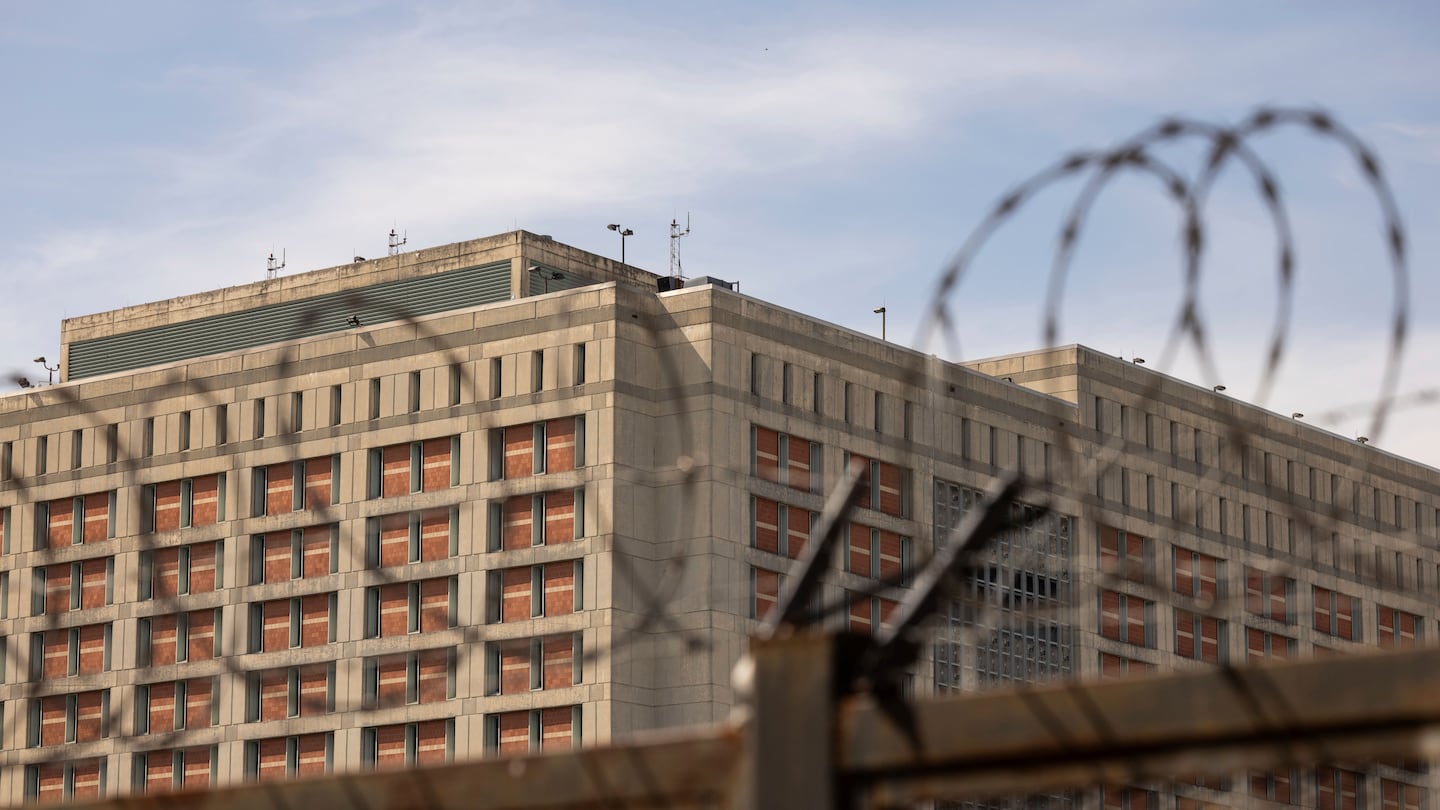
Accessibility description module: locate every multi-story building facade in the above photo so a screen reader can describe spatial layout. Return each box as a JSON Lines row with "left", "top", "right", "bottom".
{"left": 0, "top": 231, "right": 1433, "bottom": 808}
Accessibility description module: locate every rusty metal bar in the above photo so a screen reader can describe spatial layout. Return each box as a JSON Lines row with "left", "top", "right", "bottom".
{"left": 838, "top": 646, "right": 1440, "bottom": 806}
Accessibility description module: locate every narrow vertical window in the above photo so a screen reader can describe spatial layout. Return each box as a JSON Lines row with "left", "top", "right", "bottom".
{"left": 408, "top": 513, "right": 421, "bottom": 563}
{"left": 142, "top": 420, "right": 154, "bottom": 458}
{"left": 874, "top": 391, "right": 883, "bottom": 433}
{"left": 843, "top": 383, "right": 853, "bottom": 424}
{"left": 37, "top": 435, "right": 50, "bottom": 474}
{"left": 289, "top": 598, "right": 301, "bottom": 648}
{"left": 813, "top": 372, "right": 822, "bottom": 414}
{"left": 71, "top": 429, "right": 83, "bottom": 469}
{"left": 574, "top": 488, "right": 586, "bottom": 539}
{"left": 179, "top": 412, "right": 191, "bottom": 452}
{"left": 253, "top": 399, "right": 266, "bottom": 439}
{"left": 533, "top": 350, "right": 545, "bottom": 393}
{"left": 409, "top": 371, "right": 421, "bottom": 413}
{"left": 366, "top": 448, "right": 382, "bottom": 499}
{"left": 531, "top": 566, "right": 545, "bottom": 618}
{"left": 105, "top": 426, "right": 117, "bottom": 463}
{"left": 409, "top": 442, "right": 422, "bottom": 493}
{"left": 781, "top": 362, "right": 792, "bottom": 404}
{"left": 291, "top": 530, "right": 304, "bottom": 580}
{"left": 2, "top": 440, "right": 12, "bottom": 478}
{"left": 216, "top": 404, "right": 228, "bottom": 446}
{"left": 407, "top": 582, "right": 421, "bottom": 633}
{"left": 903, "top": 401, "right": 913, "bottom": 441}
{"left": 180, "top": 478, "right": 194, "bottom": 527}
{"left": 330, "top": 384, "right": 343, "bottom": 426}
{"left": 369, "top": 377, "right": 382, "bottom": 419}
{"left": 573, "top": 343, "right": 586, "bottom": 386}
{"left": 252, "top": 467, "right": 268, "bottom": 517}
{"left": 533, "top": 422, "right": 547, "bottom": 474}
{"left": 575, "top": 416, "right": 587, "bottom": 467}
{"left": 532, "top": 495, "right": 546, "bottom": 546}
{"left": 490, "top": 358, "right": 502, "bottom": 400}
{"left": 448, "top": 364, "right": 462, "bottom": 406}
{"left": 487, "top": 503, "right": 502, "bottom": 552}
{"left": 290, "top": 392, "right": 303, "bottom": 434}
{"left": 749, "top": 353, "right": 760, "bottom": 395}
{"left": 292, "top": 461, "right": 305, "bottom": 511}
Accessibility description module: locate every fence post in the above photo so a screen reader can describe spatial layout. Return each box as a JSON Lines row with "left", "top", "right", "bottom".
{"left": 733, "top": 634, "right": 838, "bottom": 810}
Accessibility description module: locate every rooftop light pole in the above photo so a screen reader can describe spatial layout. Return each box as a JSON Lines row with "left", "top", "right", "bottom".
{"left": 606, "top": 223, "right": 634, "bottom": 265}
{"left": 873, "top": 307, "right": 887, "bottom": 341}
{"left": 33, "top": 356, "right": 57, "bottom": 385}
{"left": 529, "top": 265, "right": 564, "bottom": 295}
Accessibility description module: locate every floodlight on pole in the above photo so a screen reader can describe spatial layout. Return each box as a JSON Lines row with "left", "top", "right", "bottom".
{"left": 606, "top": 224, "right": 634, "bottom": 265}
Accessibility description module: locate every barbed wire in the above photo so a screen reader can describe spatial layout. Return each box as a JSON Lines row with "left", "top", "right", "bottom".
{"left": 1, "top": 104, "right": 1433, "bottom": 809}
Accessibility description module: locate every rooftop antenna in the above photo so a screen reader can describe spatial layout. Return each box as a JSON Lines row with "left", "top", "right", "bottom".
{"left": 388, "top": 227, "right": 407, "bottom": 257}
{"left": 669, "top": 213, "right": 691, "bottom": 279}
{"left": 266, "top": 249, "right": 286, "bottom": 280}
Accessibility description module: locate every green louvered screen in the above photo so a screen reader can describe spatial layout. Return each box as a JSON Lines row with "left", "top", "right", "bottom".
{"left": 68, "top": 260, "right": 514, "bottom": 380}
{"left": 526, "top": 264, "right": 592, "bottom": 296}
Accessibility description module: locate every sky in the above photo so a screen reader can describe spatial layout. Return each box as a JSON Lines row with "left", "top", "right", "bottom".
{"left": 2, "top": 1, "right": 1438, "bottom": 464}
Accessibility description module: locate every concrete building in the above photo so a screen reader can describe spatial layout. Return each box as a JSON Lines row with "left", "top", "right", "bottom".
{"left": 0, "top": 231, "right": 1433, "bottom": 808}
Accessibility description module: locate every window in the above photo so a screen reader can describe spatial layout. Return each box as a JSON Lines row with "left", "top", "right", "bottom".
{"left": 251, "top": 467, "right": 268, "bottom": 517}
{"left": 532, "top": 350, "right": 545, "bottom": 393}
{"left": 243, "top": 734, "right": 334, "bottom": 782}
{"left": 1174, "top": 547, "right": 1224, "bottom": 599}
{"left": 1245, "top": 567, "right": 1294, "bottom": 623}
{"left": 34, "top": 435, "right": 49, "bottom": 474}
{"left": 843, "top": 383, "right": 853, "bottom": 423}
{"left": 179, "top": 412, "right": 191, "bottom": 452}
{"left": 448, "top": 364, "right": 462, "bottom": 406}
{"left": 1378, "top": 605, "right": 1423, "bottom": 649}
{"left": 781, "top": 362, "right": 792, "bottom": 404}
{"left": 903, "top": 401, "right": 913, "bottom": 441}
{"left": 361, "top": 719, "right": 455, "bottom": 769}
{"left": 1175, "top": 609, "right": 1226, "bottom": 662}
{"left": 409, "top": 371, "right": 421, "bottom": 413}
{"left": 253, "top": 399, "right": 265, "bottom": 439}
{"left": 330, "top": 384, "right": 343, "bottom": 426}
{"left": 813, "top": 372, "right": 822, "bottom": 414}
{"left": 1314, "top": 586, "right": 1360, "bottom": 640}
{"left": 1100, "top": 528, "right": 1152, "bottom": 584}
{"left": 216, "top": 404, "right": 228, "bottom": 446}
{"left": 531, "top": 566, "right": 545, "bottom": 618}
{"left": 573, "top": 343, "right": 586, "bottom": 386}
{"left": 290, "top": 392, "right": 303, "bottom": 434}
{"left": 1099, "top": 591, "right": 1153, "bottom": 647}
{"left": 490, "top": 358, "right": 502, "bottom": 400}
{"left": 103, "top": 426, "right": 117, "bottom": 464}
{"left": 369, "top": 377, "right": 382, "bottom": 419}
{"left": 749, "top": 353, "right": 760, "bottom": 395}
{"left": 71, "top": 429, "right": 83, "bottom": 469}
{"left": 874, "top": 391, "right": 883, "bottom": 432}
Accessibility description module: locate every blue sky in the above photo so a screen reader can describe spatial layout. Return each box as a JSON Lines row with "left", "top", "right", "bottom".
{"left": 3, "top": 1, "right": 1438, "bottom": 463}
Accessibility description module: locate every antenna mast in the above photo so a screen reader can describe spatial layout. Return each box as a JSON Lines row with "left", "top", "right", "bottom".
{"left": 669, "top": 214, "right": 691, "bottom": 279}
{"left": 388, "top": 228, "right": 407, "bottom": 257}
{"left": 266, "top": 249, "right": 287, "bottom": 280}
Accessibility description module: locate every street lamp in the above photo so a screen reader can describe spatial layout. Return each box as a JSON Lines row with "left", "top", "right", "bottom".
{"left": 873, "top": 307, "right": 887, "bottom": 341}
{"left": 528, "top": 265, "right": 564, "bottom": 294}
{"left": 606, "top": 224, "right": 634, "bottom": 265}
{"left": 34, "top": 356, "right": 57, "bottom": 385}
